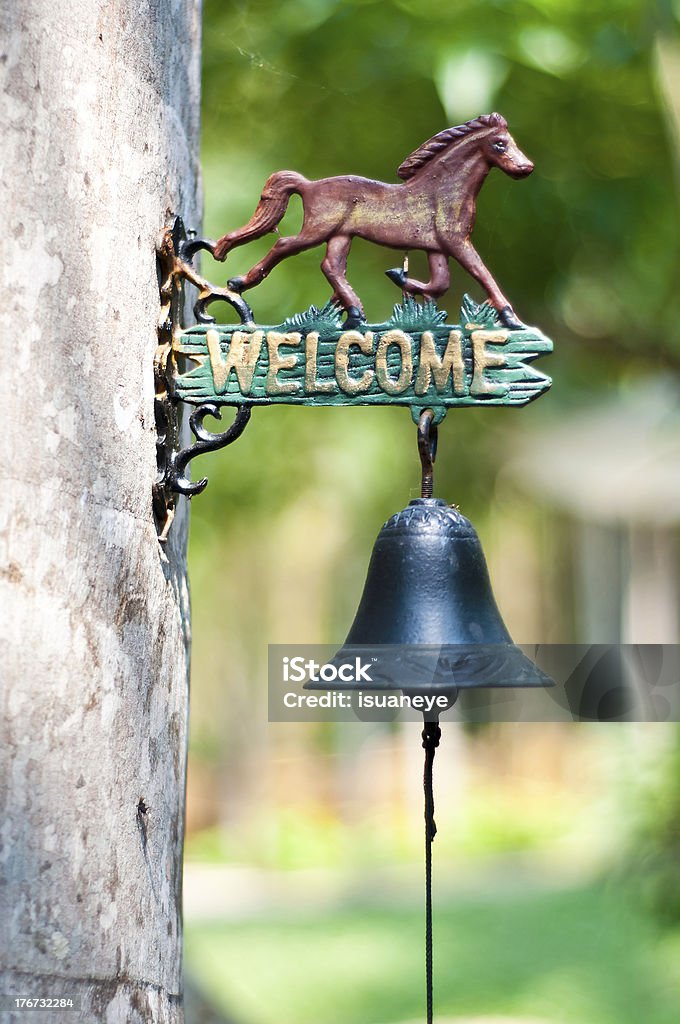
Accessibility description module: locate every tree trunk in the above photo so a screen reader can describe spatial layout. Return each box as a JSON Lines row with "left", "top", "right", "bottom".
{"left": 0, "top": 2, "right": 201, "bottom": 1020}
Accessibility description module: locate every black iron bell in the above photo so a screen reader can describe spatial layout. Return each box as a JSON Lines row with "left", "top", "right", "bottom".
{"left": 308, "top": 497, "right": 551, "bottom": 696}
{"left": 347, "top": 497, "right": 514, "bottom": 647}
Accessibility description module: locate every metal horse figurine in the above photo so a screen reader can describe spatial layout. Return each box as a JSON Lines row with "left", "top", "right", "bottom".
{"left": 212, "top": 113, "right": 534, "bottom": 329}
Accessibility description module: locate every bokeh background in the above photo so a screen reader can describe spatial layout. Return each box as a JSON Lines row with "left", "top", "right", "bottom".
{"left": 183, "top": 2, "right": 680, "bottom": 1022}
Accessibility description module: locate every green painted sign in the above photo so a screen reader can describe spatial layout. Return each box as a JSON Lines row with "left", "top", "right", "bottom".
{"left": 172, "top": 296, "right": 552, "bottom": 422}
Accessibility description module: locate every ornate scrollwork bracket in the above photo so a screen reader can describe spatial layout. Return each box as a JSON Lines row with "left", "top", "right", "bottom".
{"left": 165, "top": 403, "right": 252, "bottom": 497}
{"left": 153, "top": 218, "right": 253, "bottom": 541}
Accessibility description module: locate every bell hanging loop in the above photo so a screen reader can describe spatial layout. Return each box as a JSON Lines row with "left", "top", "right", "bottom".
{"left": 418, "top": 408, "right": 438, "bottom": 499}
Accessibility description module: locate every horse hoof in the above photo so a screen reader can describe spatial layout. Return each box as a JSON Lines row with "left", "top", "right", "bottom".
{"left": 385, "top": 267, "right": 407, "bottom": 288}
{"left": 498, "top": 305, "right": 526, "bottom": 330}
{"left": 227, "top": 276, "right": 246, "bottom": 294}
{"left": 343, "top": 306, "right": 365, "bottom": 330}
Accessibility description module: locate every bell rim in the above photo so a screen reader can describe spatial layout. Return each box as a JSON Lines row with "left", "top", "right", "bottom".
{"left": 303, "top": 643, "right": 554, "bottom": 691}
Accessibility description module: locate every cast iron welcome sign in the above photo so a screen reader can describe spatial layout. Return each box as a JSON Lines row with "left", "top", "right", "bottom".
{"left": 172, "top": 295, "right": 551, "bottom": 423}
{"left": 155, "top": 111, "right": 554, "bottom": 517}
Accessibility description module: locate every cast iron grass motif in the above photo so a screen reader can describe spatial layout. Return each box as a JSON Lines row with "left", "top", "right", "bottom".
{"left": 211, "top": 112, "right": 534, "bottom": 328}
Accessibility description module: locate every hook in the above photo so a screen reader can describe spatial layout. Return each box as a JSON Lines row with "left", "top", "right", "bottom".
{"left": 418, "top": 408, "right": 438, "bottom": 499}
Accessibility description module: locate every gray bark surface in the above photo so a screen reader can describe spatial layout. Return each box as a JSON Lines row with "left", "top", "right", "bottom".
{"left": 0, "top": 2, "right": 202, "bottom": 1020}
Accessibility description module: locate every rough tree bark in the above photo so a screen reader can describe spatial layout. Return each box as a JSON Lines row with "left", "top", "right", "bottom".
{"left": 0, "top": 2, "right": 201, "bottom": 1020}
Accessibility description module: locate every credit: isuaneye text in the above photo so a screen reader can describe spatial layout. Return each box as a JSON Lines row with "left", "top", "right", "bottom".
{"left": 282, "top": 691, "right": 451, "bottom": 712}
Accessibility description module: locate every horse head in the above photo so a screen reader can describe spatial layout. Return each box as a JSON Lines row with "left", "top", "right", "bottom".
{"left": 483, "top": 115, "right": 534, "bottom": 179}
{"left": 397, "top": 112, "right": 533, "bottom": 183}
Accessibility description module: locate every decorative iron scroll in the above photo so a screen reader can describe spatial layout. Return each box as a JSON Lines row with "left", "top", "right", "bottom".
{"left": 153, "top": 218, "right": 255, "bottom": 536}
{"left": 165, "top": 403, "right": 252, "bottom": 497}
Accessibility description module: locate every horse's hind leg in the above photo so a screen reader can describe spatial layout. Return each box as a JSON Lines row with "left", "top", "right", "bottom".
{"left": 385, "top": 251, "right": 450, "bottom": 299}
{"left": 228, "top": 231, "right": 325, "bottom": 292}
{"left": 320, "top": 235, "right": 364, "bottom": 321}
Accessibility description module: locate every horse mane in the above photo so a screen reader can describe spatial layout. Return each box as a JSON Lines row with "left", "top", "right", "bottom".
{"left": 397, "top": 113, "right": 507, "bottom": 181}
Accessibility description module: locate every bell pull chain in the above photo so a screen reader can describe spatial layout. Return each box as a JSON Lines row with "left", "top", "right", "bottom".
{"left": 418, "top": 409, "right": 440, "bottom": 1024}
{"left": 422, "top": 716, "right": 441, "bottom": 1024}
{"left": 417, "top": 411, "right": 453, "bottom": 1024}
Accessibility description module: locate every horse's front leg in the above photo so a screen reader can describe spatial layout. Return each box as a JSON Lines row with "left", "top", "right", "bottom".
{"left": 385, "top": 252, "right": 450, "bottom": 299}
{"left": 451, "top": 242, "right": 525, "bottom": 329}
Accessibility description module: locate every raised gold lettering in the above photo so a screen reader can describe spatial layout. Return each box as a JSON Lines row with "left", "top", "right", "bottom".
{"left": 335, "top": 331, "right": 374, "bottom": 395}
{"left": 414, "top": 330, "right": 465, "bottom": 396}
{"left": 266, "top": 332, "right": 302, "bottom": 395}
{"left": 470, "top": 330, "right": 509, "bottom": 397}
{"left": 375, "top": 330, "right": 413, "bottom": 395}
{"left": 304, "top": 332, "right": 336, "bottom": 394}
{"left": 206, "top": 329, "right": 264, "bottom": 394}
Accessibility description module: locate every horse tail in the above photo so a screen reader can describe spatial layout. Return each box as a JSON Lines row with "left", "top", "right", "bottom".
{"left": 213, "top": 171, "right": 307, "bottom": 261}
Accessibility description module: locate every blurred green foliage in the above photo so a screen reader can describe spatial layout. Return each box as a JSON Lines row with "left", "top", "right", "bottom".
{"left": 202, "top": 0, "right": 680, "bottom": 365}
{"left": 625, "top": 723, "right": 680, "bottom": 924}
{"left": 186, "top": 882, "right": 680, "bottom": 1024}
{"left": 185, "top": 785, "right": 571, "bottom": 869}
{"left": 195, "top": 0, "right": 680, "bottom": 545}
{"left": 191, "top": 0, "right": 680, "bottom": 703}
{"left": 187, "top": 2, "right": 680, "bottom": 937}
{"left": 184, "top": 20, "right": 680, "bottom": 1024}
